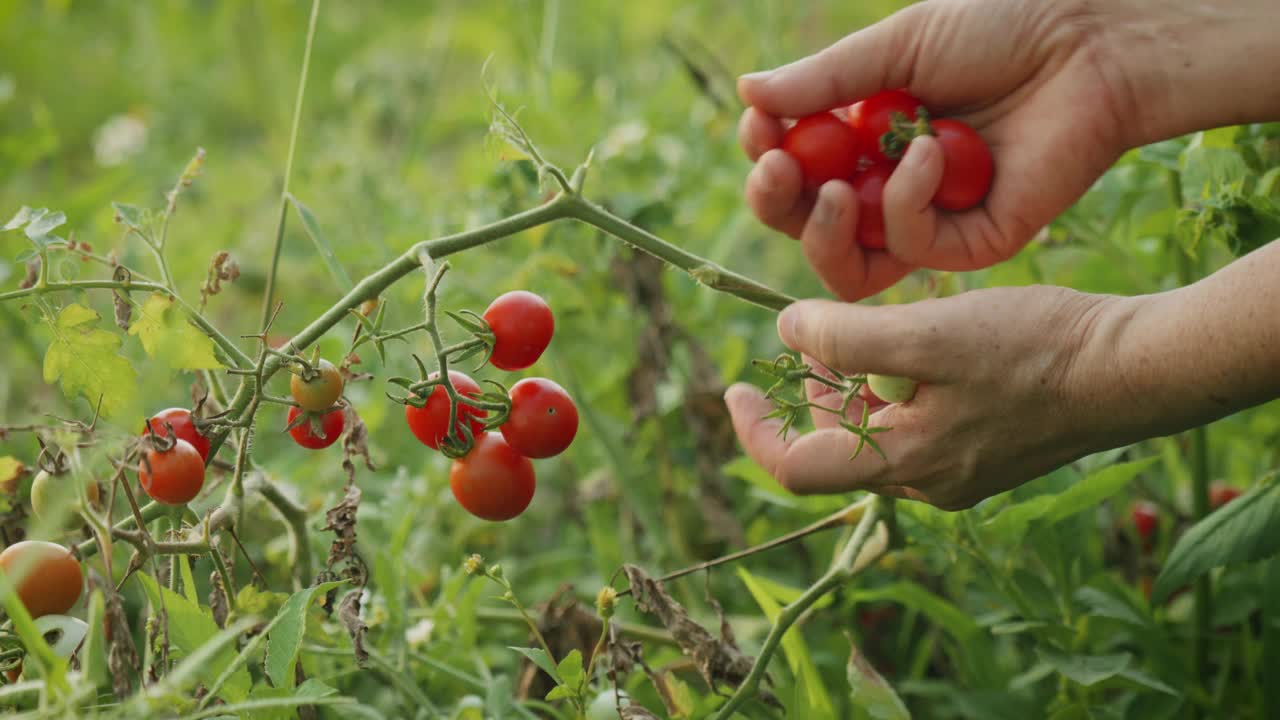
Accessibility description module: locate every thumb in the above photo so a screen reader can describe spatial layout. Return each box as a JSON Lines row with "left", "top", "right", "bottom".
{"left": 737, "top": 4, "right": 924, "bottom": 117}
{"left": 777, "top": 299, "right": 937, "bottom": 379}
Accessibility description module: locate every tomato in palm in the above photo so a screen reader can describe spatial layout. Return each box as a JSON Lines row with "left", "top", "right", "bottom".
{"left": 781, "top": 112, "right": 866, "bottom": 188}
{"left": 449, "top": 434, "right": 536, "bottom": 521}
{"left": 287, "top": 406, "right": 345, "bottom": 450}
{"left": 850, "top": 163, "right": 893, "bottom": 250}
{"left": 848, "top": 90, "right": 925, "bottom": 162}
{"left": 138, "top": 438, "right": 206, "bottom": 505}
{"left": 31, "top": 471, "right": 100, "bottom": 529}
{"left": 1210, "top": 481, "right": 1242, "bottom": 509}
{"left": 1131, "top": 501, "right": 1158, "bottom": 542}
{"left": 142, "top": 408, "right": 211, "bottom": 462}
{"left": 290, "top": 359, "right": 344, "bottom": 412}
{"left": 931, "top": 119, "right": 993, "bottom": 211}
{"left": 483, "top": 291, "right": 555, "bottom": 371}
{"left": 405, "top": 371, "right": 487, "bottom": 450}
{"left": 0, "top": 541, "right": 83, "bottom": 618}
{"left": 501, "top": 378, "right": 578, "bottom": 459}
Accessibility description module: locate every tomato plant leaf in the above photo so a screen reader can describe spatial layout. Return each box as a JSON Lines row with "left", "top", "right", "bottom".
{"left": 128, "top": 293, "right": 225, "bottom": 370}
{"left": 508, "top": 646, "right": 561, "bottom": 684}
{"left": 42, "top": 302, "right": 140, "bottom": 422}
{"left": 845, "top": 633, "right": 910, "bottom": 720}
{"left": 3, "top": 205, "right": 39, "bottom": 231}
{"left": 263, "top": 580, "right": 348, "bottom": 689}
{"left": 1151, "top": 483, "right": 1280, "bottom": 603}
{"left": 135, "top": 572, "right": 251, "bottom": 703}
{"left": 984, "top": 458, "right": 1156, "bottom": 540}
{"left": 1036, "top": 648, "right": 1130, "bottom": 687}
{"left": 738, "top": 567, "right": 834, "bottom": 716}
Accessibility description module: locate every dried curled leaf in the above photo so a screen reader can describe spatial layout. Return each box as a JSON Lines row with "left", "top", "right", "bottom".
{"left": 621, "top": 565, "right": 765, "bottom": 699}
{"left": 88, "top": 571, "right": 140, "bottom": 698}
{"left": 200, "top": 250, "right": 240, "bottom": 305}
{"left": 320, "top": 483, "right": 363, "bottom": 578}
{"left": 337, "top": 590, "right": 368, "bottom": 665}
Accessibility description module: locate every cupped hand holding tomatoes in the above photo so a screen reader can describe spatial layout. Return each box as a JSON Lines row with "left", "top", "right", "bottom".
{"left": 143, "top": 408, "right": 212, "bottom": 462}
{"left": 0, "top": 540, "right": 83, "bottom": 618}
{"left": 291, "top": 359, "right": 344, "bottom": 412}
{"left": 139, "top": 437, "right": 206, "bottom": 505}
{"left": 484, "top": 291, "right": 554, "bottom": 371}
{"left": 449, "top": 433, "right": 536, "bottom": 521}
{"left": 405, "top": 370, "right": 487, "bottom": 450}
{"left": 501, "top": 378, "right": 578, "bottom": 459}
{"left": 287, "top": 406, "right": 345, "bottom": 450}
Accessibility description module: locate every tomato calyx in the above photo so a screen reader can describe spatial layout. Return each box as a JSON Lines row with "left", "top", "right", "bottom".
{"left": 443, "top": 309, "right": 497, "bottom": 370}
{"left": 389, "top": 357, "right": 511, "bottom": 458}
{"left": 879, "top": 106, "right": 937, "bottom": 160}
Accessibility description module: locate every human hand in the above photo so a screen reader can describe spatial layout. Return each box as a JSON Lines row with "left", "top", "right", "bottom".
{"left": 738, "top": 0, "right": 1280, "bottom": 301}
{"left": 723, "top": 285, "right": 1136, "bottom": 510}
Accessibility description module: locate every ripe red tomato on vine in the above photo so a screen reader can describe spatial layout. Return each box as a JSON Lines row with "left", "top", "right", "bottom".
{"left": 405, "top": 370, "right": 488, "bottom": 450}
{"left": 1130, "top": 501, "right": 1159, "bottom": 547}
{"left": 1210, "top": 481, "right": 1241, "bottom": 509}
{"left": 484, "top": 291, "right": 555, "bottom": 371}
{"left": 0, "top": 540, "right": 83, "bottom": 618}
{"left": 501, "top": 378, "right": 578, "bottom": 459}
{"left": 291, "top": 359, "right": 344, "bottom": 412}
{"left": 449, "top": 433, "right": 536, "bottom": 521}
{"left": 138, "top": 438, "right": 206, "bottom": 505}
{"left": 287, "top": 406, "right": 345, "bottom": 450}
{"left": 143, "top": 408, "right": 212, "bottom": 462}
{"left": 780, "top": 112, "right": 867, "bottom": 188}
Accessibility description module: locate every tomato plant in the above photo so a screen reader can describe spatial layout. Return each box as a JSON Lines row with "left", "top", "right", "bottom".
{"left": 780, "top": 112, "right": 866, "bottom": 187}
{"left": 290, "top": 358, "right": 344, "bottom": 412}
{"left": 138, "top": 438, "right": 206, "bottom": 505}
{"left": 501, "top": 378, "right": 578, "bottom": 459}
{"left": 287, "top": 406, "right": 345, "bottom": 450}
{"left": 0, "top": 541, "right": 83, "bottom": 619}
{"left": 449, "top": 433, "right": 536, "bottom": 521}
{"left": 483, "top": 291, "right": 555, "bottom": 371}
{"left": 30, "top": 471, "right": 99, "bottom": 529}
{"left": 405, "top": 371, "right": 487, "bottom": 450}
{"left": 142, "top": 408, "right": 212, "bottom": 462}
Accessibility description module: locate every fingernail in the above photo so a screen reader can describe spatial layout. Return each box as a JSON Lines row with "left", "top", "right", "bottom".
{"left": 813, "top": 182, "right": 841, "bottom": 226}
{"left": 723, "top": 383, "right": 748, "bottom": 410}
{"left": 777, "top": 304, "right": 799, "bottom": 346}
{"left": 740, "top": 70, "right": 773, "bottom": 83}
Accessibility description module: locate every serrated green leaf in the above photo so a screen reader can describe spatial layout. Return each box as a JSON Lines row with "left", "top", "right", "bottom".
{"left": 264, "top": 580, "right": 347, "bottom": 689}
{"left": 1152, "top": 484, "right": 1280, "bottom": 602}
{"left": 288, "top": 194, "right": 353, "bottom": 292}
{"left": 42, "top": 302, "right": 140, "bottom": 422}
{"left": 25, "top": 209, "right": 65, "bottom": 241}
{"left": 1073, "top": 586, "right": 1149, "bottom": 627}
{"left": 128, "top": 293, "right": 225, "bottom": 370}
{"left": 136, "top": 572, "right": 251, "bottom": 702}
{"left": 1037, "top": 647, "right": 1129, "bottom": 687}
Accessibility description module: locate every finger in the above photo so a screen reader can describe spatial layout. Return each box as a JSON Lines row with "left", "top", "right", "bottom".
{"left": 738, "top": 107, "right": 785, "bottom": 162}
{"left": 724, "top": 383, "right": 797, "bottom": 479}
{"left": 774, "top": 422, "right": 908, "bottom": 495}
{"left": 737, "top": 5, "right": 924, "bottom": 117}
{"left": 801, "top": 180, "right": 916, "bottom": 301}
{"left": 882, "top": 136, "right": 944, "bottom": 264}
{"left": 776, "top": 299, "right": 944, "bottom": 379}
{"left": 745, "top": 149, "right": 812, "bottom": 239}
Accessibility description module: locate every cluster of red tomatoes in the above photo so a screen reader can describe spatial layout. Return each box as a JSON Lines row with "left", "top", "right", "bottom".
{"left": 405, "top": 291, "right": 578, "bottom": 522}
{"left": 780, "top": 89, "right": 994, "bottom": 249}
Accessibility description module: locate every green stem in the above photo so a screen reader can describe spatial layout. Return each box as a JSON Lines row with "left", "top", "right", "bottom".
{"left": 711, "top": 498, "right": 886, "bottom": 720}
{"left": 259, "top": 0, "right": 321, "bottom": 330}
{"left": 257, "top": 479, "right": 312, "bottom": 588}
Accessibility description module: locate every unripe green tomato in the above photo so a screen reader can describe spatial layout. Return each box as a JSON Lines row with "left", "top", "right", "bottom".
{"left": 30, "top": 471, "right": 98, "bottom": 530}
{"left": 867, "top": 374, "right": 917, "bottom": 404}
{"left": 586, "top": 689, "right": 632, "bottom": 720}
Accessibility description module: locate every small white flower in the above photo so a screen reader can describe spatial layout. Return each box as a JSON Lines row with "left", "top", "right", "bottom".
{"left": 93, "top": 114, "right": 148, "bottom": 167}
{"left": 405, "top": 618, "right": 435, "bottom": 647}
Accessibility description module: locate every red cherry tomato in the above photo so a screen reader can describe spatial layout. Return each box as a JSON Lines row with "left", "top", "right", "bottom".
{"left": 287, "top": 406, "right": 345, "bottom": 450}
{"left": 501, "top": 378, "right": 579, "bottom": 459}
{"left": 1130, "top": 501, "right": 1158, "bottom": 543}
{"left": 931, "top": 119, "right": 994, "bottom": 211}
{"left": 0, "top": 541, "right": 83, "bottom": 618}
{"left": 483, "top": 291, "right": 555, "bottom": 372}
{"left": 405, "top": 371, "right": 487, "bottom": 450}
{"left": 290, "top": 359, "right": 344, "bottom": 412}
{"left": 780, "top": 112, "right": 867, "bottom": 188}
{"left": 143, "top": 408, "right": 211, "bottom": 462}
{"left": 850, "top": 163, "right": 893, "bottom": 250}
{"left": 449, "top": 434, "right": 536, "bottom": 521}
{"left": 1209, "top": 482, "right": 1242, "bottom": 509}
{"left": 138, "top": 438, "right": 206, "bottom": 505}
{"left": 848, "top": 90, "right": 925, "bottom": 163}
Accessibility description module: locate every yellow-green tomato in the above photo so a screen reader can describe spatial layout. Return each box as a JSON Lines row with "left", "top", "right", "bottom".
{"left": 867, "top": 374, "right": 918, "bottom": 404}
{"left": 30, "top": 472, "right": 98, "bottom": 530}
{"left": 290, "top": 359, "right": 344, "bottom": 412}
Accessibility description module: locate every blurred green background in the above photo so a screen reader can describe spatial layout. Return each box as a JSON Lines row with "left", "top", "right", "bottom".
{"left": 3, "top": 1, "right": 1278, "bottom": 718}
